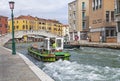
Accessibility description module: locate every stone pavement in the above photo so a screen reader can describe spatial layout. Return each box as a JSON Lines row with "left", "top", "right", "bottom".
{"left": 0, "top": 46, "right": 55, "bottom": 81}
{"left": 0, "top": 46, "right": 41, "bottom": 81}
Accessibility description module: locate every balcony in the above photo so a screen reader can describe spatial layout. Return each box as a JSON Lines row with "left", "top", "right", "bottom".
{"left": 82, "top": 7, "right": 86, "bottom": 11}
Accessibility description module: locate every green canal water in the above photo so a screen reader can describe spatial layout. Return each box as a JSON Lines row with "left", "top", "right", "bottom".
{"left": 5, "top": 42, "right": 120, "bottom": 81}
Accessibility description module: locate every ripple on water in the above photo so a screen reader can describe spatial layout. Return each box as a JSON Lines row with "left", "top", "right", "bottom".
{"left": 43, "top": 60, "right": 120, "bottom": 81}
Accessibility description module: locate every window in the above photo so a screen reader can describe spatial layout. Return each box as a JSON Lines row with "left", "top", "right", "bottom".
{"left": 106, "top": 30, "right": 109, "bottom": 36}
{"left": 82, "top": 22, "right": 86, "bottom": 29}
{"left": 57, "top": 39, "right": 62, "bottom": 47}
{"left": 93, "top": 0, "right": 102, "bottom": 11}
{"left": 106, "top": 29, "right": 116, "bottom": 37}
{"left": 117, "top": 22, "right": 120, "bottom": 32}
{"left": 110, "top": 30, "right": 115, "bottom": 36}
{"left": 23, "top": 25, "right": 25, "bottom": 29}
{"left": 96, "top": 0, "right": 99, "bottom": 9}
{"left": 106, "top": 11, "right": 109, "bottom": 22}
{"left": 73, "top": 11, "right": 76, "bottom": 17}
{"left": 42, "top": 27, "right": 45, "bottom": 29}
{"left": 118, "top": 0, "right": 120, "bottom": 13}
{"left": 82, "top": 2, "right": 85, "bottom": 10}
{"left": 82, "top": 12, "right": 85, "bottom": 20}
{"left": 99, "top": 0, "right": 102, "bottom": 8}
{"left": 16, "top": 26, "right": 19, "bottom": 29}
{"left": 42, "top": 23, "right": 45, "bottom": 25}
{"left": 93, "top": 0, "right": 95, "bottom": 10}
{"left": 111, "top": 11, "right": 114, "bottom": 21}
{"left": 48, "top": 27, "right": 51, "bottom": 30}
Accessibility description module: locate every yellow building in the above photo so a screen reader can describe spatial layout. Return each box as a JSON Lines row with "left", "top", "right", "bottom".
{"left": 42, "top": 19, "right": 63, "bottom": 36}
{"left": 8, "top": 15, "right": 36, "bottom": 32}
{"left": 8, "top": 15, "right": 63, "bottom": 36}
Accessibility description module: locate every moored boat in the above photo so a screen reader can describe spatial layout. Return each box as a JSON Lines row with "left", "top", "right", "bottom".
{"left": 64, "top": 44, "right": 80, "bottom": 49}
{"left": 28, "top": 37, "right": 70, "bottom": 62}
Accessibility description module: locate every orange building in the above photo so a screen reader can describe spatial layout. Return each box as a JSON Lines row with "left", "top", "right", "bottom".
{"left": 89, "top": 0, "right": 117, "bottom": 43}
{"left": 0, "top": 15, "right": 8, "bottom": 35}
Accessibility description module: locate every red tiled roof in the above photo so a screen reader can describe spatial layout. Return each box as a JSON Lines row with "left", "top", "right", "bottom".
{"left": 15, "top": 15, "right": 35, "bottom": 20}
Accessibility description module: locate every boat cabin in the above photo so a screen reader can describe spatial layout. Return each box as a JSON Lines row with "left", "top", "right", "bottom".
{"left": 43, "top": 37, "right": 64, "bottom": 52}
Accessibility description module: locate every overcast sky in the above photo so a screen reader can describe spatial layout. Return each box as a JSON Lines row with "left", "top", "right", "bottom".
{"left": 0, "top": 0, "right": 74, "bottom": 24}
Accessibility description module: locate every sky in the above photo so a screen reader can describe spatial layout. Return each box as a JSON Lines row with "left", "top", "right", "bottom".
{"left": 0, "top": 0, "right": 74, "bottom": 24}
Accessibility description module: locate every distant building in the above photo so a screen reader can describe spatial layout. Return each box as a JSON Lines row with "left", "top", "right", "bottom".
{"left": 89, "top": 0, "right": 116, "bottom": 43}
{"left": 68, "top": 0, "right": 90, "bottom": 41}
{"left": 115, "top": 0, "right": 120, "bottom": 43}
{"left": 45, "top": 19, "right": 63, "bottom": 36}
{"left": 0, "top": 16, "right": 8, "bottom": 36}
{"left": 62, "top": 25, "right": 70, "bottom": 42}
{"left": 8, "top": 15, "right": 63, "bottom": 36}
{"left": 62, "top": 25, "right": 69, "bottom": 37}
{"left": 8, "top": 15, "right": 36, "bottom": 32}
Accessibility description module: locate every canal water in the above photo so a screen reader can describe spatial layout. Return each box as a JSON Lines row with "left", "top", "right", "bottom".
{"left": 5, "top": 42, "right": 120, "bottom": 81}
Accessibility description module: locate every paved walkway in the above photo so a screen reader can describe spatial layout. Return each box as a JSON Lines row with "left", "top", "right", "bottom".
{"left": 0, "top": 46, "right": 41, "bottom": 81}
{"left": 0, "top": 46, "right": 55, "bottom": 81}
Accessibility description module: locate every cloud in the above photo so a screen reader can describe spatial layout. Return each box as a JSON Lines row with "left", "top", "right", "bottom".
{"left": 0, "top": 0, "right": 74, "bottom": 24}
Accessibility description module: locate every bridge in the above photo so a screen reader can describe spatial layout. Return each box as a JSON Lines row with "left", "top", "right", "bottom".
{"left": 0, "top": 30, "right": 58, "bottom": 45}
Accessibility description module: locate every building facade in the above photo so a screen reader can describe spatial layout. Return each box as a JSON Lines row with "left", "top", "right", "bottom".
{"left": 8, "top": 15, "right": 63, "bottom": 36}
{"left": 62, "top": 25, "right": 70, "bottom": 43}
{"left": 68, "top": 0, "right": 89, "bottom": 41}
{"left": 8, "top": 15, "right": 36, "bottom": 32}
{"left": 115, "top": 0, "right": 120, "bottom": 43}
{"left": 89, "top": 0, "right": 116, "bottom": 43}
{"left": 0, "top": 16, "right": 8, "bottom": 36}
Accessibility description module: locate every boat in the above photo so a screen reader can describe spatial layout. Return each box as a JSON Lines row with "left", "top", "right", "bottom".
{"left": 63, "top": 35, "right": 80, "bottom": 49}
{"left": 64, "top": 44, "right": 80, "bottom": 49}
{"left": 28, "top": 37, "right": 70, "bottom": 62}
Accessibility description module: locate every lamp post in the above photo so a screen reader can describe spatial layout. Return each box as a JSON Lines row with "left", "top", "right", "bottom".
{"left": 9, "top": 1, "right": 16, "bottom": 55}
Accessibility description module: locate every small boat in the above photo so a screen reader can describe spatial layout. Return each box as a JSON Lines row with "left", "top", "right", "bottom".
{"left": 64, "top": 44, "right": 80, "bottom": 49}
{"left": 28, "top": 37, "right": 70, "bottom": 62}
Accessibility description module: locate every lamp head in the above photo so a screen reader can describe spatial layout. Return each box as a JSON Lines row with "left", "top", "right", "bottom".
{"left": 9, "top": 1, "right": 15, "bottom": 10}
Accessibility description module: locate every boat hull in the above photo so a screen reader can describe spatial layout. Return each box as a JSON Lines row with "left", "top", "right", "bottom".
{"left": 28, "top": 47, "right": 70, "bottom": 62}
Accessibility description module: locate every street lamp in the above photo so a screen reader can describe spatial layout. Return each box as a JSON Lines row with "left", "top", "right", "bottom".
{"left": 9, "top": 1, "right": 16, "bottom": 55}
